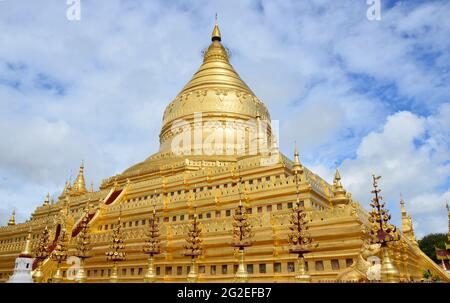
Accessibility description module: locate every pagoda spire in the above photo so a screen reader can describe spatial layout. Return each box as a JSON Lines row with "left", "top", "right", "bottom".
{"left": 8, "top": 210, "right": 15, "bottom": 226}
{"left": 293, "top": 146, "right": 303, "bottom": 174}
{"left": 331, "top": 168, "right": 349, "bottom": 205}
{"left": 43, "top": 193, "right": 50, "bottom": 207}
{"left": 19, "top": 228, "right": 33, "bottom": 258}
{"left": 211, "top": 14, "right": 221, "bottom": 41}
{"left": 399, "top": 194, "right": 417, "bottom": 244}
{"left": 73, "top": 162, "right": 87, "bottom": 194}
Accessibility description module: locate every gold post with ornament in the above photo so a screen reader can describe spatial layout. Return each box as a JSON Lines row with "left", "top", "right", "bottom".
{"left": 184, "top": 206, "right": 202, "bottom": 283}
{"left": 288, "top": 152, "right": 316, "bottom": 283}
{"left": 73, "top": 205, "right": 93, "bottom": 283}
{"left": 51, "top": 227, "right": 69, "bottom": 283}
{"left": 143, "top": 196, "right": 161, "bottom": 283}
{"left": 368, "top": 175, "right": 400, "bottom": 283}
{"left": 105, "top": 205, "right": 126, "bottom": 283}
{"left": 231, "top": 172, "right": 253, "bottom": 283}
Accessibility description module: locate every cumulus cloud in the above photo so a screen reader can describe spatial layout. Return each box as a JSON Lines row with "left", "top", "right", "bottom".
{"left": 0, "top": 0, "right": 449, "bottom": 238}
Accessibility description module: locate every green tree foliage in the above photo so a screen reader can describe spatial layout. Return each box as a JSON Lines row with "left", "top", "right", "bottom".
{"left": 418, "top": 233, "right": 447, "bottom": 263}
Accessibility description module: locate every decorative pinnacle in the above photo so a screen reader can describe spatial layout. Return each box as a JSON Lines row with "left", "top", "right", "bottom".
{"left": 43, "top": 193, "right": 50, "bottom": 206}
{"left": 20, "top": 228, "right": 33, "bottom": 258}
{"left": 8, "top": 210, "right": 15, "bottom": 226}
{"left": 211, "top": 15, "right": 221, "bottom": 42}
{"left": 334, "top": 168, "right": 341, "bottom": 181}
{"left": 400, "top": 193, "right": 407, "bottom": 213}
{"left": 293, "top": 145, "right": 303, "bottom": 174}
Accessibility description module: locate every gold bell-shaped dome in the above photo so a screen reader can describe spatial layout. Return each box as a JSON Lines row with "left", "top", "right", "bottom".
{"left": 159, "top": 22, "right": 272, "bottom": 156}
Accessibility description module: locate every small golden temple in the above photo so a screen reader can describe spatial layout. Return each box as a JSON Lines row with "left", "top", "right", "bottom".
{"left": 0, "top": 23, "right": 449, "bottom": 283}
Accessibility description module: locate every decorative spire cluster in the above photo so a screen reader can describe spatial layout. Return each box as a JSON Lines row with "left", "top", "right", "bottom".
{"left": 59, "top": 162, "right": 89, "bottom": 199}
{"left": 288, "top": 200, "right": 314, "bottom": 254}
{"left": 288, "top": 157, "right": 315, "bottom": 282}
{"left": 232, "top": 196, "right": 253, "bottom": 248}
{"left": 184, "top": 211, "right": 203, "bottom": 258}
{"left": 143, "top": 206, "right": 161, "bottom": 256}
{"left": 74, "top": 207, "right": 92, "bottom": 259}
{"left": 105, "top": 217, "right": 126, "bottom": 263}
{"left": 33, "top": 226, "right": 50, "bottom": 260}
{"left": 233, "top": 203, "right": 253, "bottom": 244}
{"left": 368, "top": 175, "right": 399, "bottom": 245}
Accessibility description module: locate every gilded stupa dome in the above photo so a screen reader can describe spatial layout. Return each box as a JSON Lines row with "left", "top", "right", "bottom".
{"left": 159, "top": 23, "right": 272, "bottom": 154}
{"left": 120, "top": 23, "right": 274, "bottom": 179}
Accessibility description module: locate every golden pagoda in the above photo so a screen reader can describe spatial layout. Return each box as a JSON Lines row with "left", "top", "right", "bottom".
{"left": 0, "top": 22, "right": 449, "bottom": 283}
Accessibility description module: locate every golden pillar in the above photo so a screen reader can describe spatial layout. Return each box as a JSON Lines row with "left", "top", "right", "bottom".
{"left": 235, "top": 248, "right": 249, "bottom": 283}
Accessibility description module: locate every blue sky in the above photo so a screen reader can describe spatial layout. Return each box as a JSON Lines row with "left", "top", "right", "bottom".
{"left": 0, "top": 0, "right": 449, "bottom": 238}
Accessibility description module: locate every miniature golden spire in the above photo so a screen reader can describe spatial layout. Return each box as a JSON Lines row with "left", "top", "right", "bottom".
{"left": 90, "top": 181, "right": 94, "bottom": 193}
{"left": 399, "top": 194, "right": 417, "bottom": 244}
{"left": 7, "top": 210, "right": 15, "bottom": 226}
{"left": 43, "top": 193, "right": 50, "bottom": 207}
{"left": 211, "top": 14, "right": 221, "bottom": 41}
{"left": 19, "top": 228, "right": 33, "bottom": 258}
{"left": 293, "top": 146, "right": 303, "bottom": 174}
{"left": 400, "top": 193, "right": 406, "bottom": 212}
{"left": 73, "top": 162, "right": 87, "bottom": 193}
{"left": 332, "top": 168, "right": 348, "bottom": 205}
